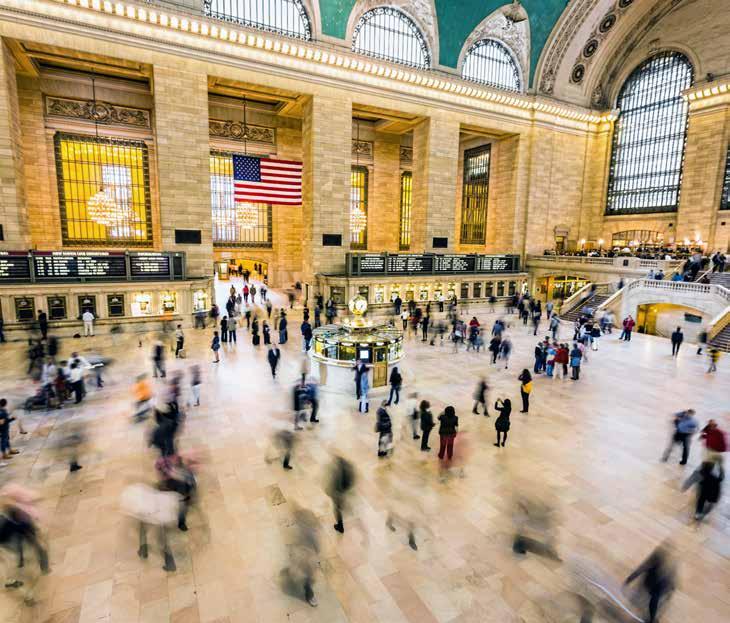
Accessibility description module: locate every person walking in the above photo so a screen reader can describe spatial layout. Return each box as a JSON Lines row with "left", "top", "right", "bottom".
{"left": 211, "top": 331, "right": 220, "bottom": 363}
{"left": 437, "top": 406, "right": 458, "bottom": 461}
{"left": 499, "top": 336, "right": 512, "bottom": 369}
{"left": 38, "top": 310, "right": 49, "bottom": 340}
{"left": 671, "top": 326, "right": 683, "bottom": 357}
{"left": 174, "top": 324, "right": 185, "bottom": 358}
{"left": 393, "top": 295, "right": 402, "bottom": 316}
{"left": 569, "top": 343, "right": 582, "bottom": 380}
{"left": 278, "top": 312, "right": 288, "bottom": 345}
{"left": 152, "top": 340, "right": 166, "bottom": 378}
{"left": 683, "top": 460, "right": 724, "bottom": 521}
{"left": 268, "top": 344, "right": 281, "bottom": 379}
{"left": 400, "top": 309, "right": 409, "bottom": 331}
{"left": 353, "top": 360, "right": 367, "bottom": 399}
{"left": 301, "top": 319, "right": 313, "bottom": 352}
{"left": 263, "top": 320, "right": 271, "bottom": 345}
{"left": 620, "top": 315, "right": 635, "bottom": 341}
{"left": 472, "top": 377, "right": 489, "bottom": 416}
{"left": 624, "top": 544, "right": 675, "bottom": 623}
{"left": 545, "top": 300, "right": 554, "bottom": 320}
{"left": 190, "top": 365, "right": 201, "bottom": 407}
{"left": 700, "top": 419, "right": 727, "bottom": 463}
{"left": 327, "top": 455, "right": 355, "bottom": 534}
{"left": 386, "top": 366, "right": 402, "bottom": 406}
{"left": 549, "top": 314, "right": 559, "bottom": 340}
{"left": 707, "top": 347, "right": 720, "bottom": 372}
{"left": 228, "top": 315, "right": 238, "bottom": 344}
{"left": 419, "top": 400, "right": 434, "bottom": 451}
{"left": 242, "top": 284, "right": 249, "bottom": 304}
{"left": 0, "top": 398, "right": 20, "bottom": 462}
{"left": 662, "top": 409, "right": 698, "bottom": 465}
{"left": 494, "top": 398, "right": 511, "bottom": 447}
{"left": 375, "top": 401, "right": 393, "bottom": 458}
{"left": 82, "top": 308, "right": 95, "bottom": 337}
{"left": 220, "top": 316, "right": 228, "bottom": 343}
{"left": 404, "top": 392, "right": 420, "bottom": 440}
{"left": 251, "top": 317, "right": 260, "bottom": 346}
{"left": 421, "top": 314, "right": 430, "bottom": 342}
{"left": 518, "top": 369, "right": 532, "bottom": 413}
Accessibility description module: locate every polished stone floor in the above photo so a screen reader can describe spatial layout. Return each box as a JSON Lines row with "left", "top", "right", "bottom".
{"left": 0, "top": 280, "right": 728, "bottom": 623}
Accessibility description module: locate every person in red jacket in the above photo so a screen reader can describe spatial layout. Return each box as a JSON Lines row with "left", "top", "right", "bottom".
{"left": 701, "top": 419, "right": 727, "bottom": 463}
{"left": 620, "top": 315, "right": 635, "bottom": 341}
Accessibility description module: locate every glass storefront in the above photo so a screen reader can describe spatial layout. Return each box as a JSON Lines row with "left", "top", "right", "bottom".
{"left": 160, "top": 291, "right": 177, "bottom": 314}
{"left": 132, "top": 292, "right": 153, "bottom": 316}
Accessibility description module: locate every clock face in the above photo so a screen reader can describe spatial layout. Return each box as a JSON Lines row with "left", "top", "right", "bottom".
{"left": 349, "top": 296, "right": 368, "bottom": 316}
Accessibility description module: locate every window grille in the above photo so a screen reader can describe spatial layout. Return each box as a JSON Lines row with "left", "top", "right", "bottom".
{"left": 721, "top": 146, "right": 730, "bottom": 210}
{"left": 54, "top": 132, "right": 152, "bottom": 246}
{"left": 399, "top": 171, "right": 412, "bottom": 250}
{"left": 210, "top": 152, "right": 272, "bottom": 247}
{"left": 203, "top": 0, "right": 311, "bottom": 40}
{"left": 352, "top": 7, "right": 430, "bottom": 69}
{"left": 462, "top": 39, "right": 521, "bottom": 92}
{"left": 606, "top": 52, "right": 693, "bottom": 214}
{"left": 350, "top": 166, "right": 368, "bottom": 249}
{"left": 460, "top": 145, "right": 491, "bottom": 245}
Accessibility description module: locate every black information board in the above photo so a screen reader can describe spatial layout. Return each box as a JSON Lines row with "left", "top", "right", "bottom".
{"left": 347, "top": 253, "right": 520, "bottom": 276}
{"left": 0, "top": 252, "right": 32, "bottom": 282}
{"left": 129, "top": 253, "right": 171, "bottom": 279}
{"left": 0, "top": 251, "right": 184, "bottom": 283}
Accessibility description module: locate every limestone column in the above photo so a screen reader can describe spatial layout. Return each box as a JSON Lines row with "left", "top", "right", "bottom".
{"left": 0, "top": 41, "right": 29, "bottom": 249}
{"left": 412, "top": 115, "right": 460, "bottom": 252}
{"left": 153, "top": 64, "right": 212, "bottom": 277}
{"left": 676, "top": 102, "right": 730, "bottom": 248}
{"left": 301, "top": 94, "right": 351, "bottom": 281}
{"left": 370, "top": 131, "right": 401, "bottom": 251}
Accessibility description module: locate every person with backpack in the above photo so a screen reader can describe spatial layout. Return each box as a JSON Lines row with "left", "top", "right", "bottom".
{"left": 518, "top": 369, "right": 533, "bottom": 413}
{"left": 386, "top": 366, "right": 402, "bottom": 406}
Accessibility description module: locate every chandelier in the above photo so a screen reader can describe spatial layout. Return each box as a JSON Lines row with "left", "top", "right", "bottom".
{"left": 235, "top": 202, "right": 259, "bottom": 229}
{"left": 350, "top": 204, "right": 367, "bottom": 234}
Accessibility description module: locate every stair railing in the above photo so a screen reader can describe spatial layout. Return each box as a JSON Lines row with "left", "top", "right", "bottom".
{"left": 707, "top": 305, "right": 730, "bottom": 343}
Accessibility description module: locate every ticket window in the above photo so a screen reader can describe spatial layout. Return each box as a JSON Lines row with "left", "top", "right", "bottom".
{"left": 473, "top": 282, "right": 483, "bottom": 298}
{"left": 216, "top": 261, "right": 230, "bottom": 280}
{"left": 15, "top": 297, "right": 35, "bottom": 322}
{"left": 47, "top": 296, "right": 67, "bottom": 321}
{"left": 107, "top": 294, "right": 125, "bottom": 317}
{"left": 496, "top": 281, "right": 505, "bottom": 297}
{"left": 132, "top": 293, "right": 153, "bottom": 316}
{"left": 78, "top": 295, "right": 97, "bottom": 317}
{"left": 160, "top": 292, "right": 177, "bottom": 315}
{"left": 374, "top": 286, "right": 385, "bottom": 304}
{"left": 460, "top": 283, "right": 470, "bottom": 299}
{"left": 405, "top": 285, "right": 415, "bottom": 302}
{"left": 357, "top": 286, "right": 369, "bottom": 302}
{"left": 330, "top": 287, "right": 345, "bottom": 305}
{"left": 418, "top": 286, "right": 429, "bottom": 302}
{"left": 486, "top": 281, "right": 494, "bottom": 297}
{"left": 508, "top": 281, "right": 517, "bottom": 296}
{"left": 390, "top": 286, "right": 401, "bottom": 302}
{"left": 193, "top": 290, "right": 209, "bottom": 312}
{"left": 433, "top": 284, "right": 443, "bottom": 301}
{"left": 447, "top": 283, "right": 457, "bottom": 300}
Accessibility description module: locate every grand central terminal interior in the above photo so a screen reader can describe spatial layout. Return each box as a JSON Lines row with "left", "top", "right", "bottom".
{"left": 0, "top": 1, "right": 728, "bottom": 622}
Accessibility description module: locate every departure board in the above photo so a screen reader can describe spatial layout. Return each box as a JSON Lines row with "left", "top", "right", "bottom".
{"left": 0, "top": 251, "right": 183, "bottom": 282}
{"left": 347, "top": 253, "right": 520, "bottom": 276}
{"left": 129, "top": 253, "right": 171, "bottom": 279}
{"left": 0, "top": 252, "right": 32, "bottom": 282}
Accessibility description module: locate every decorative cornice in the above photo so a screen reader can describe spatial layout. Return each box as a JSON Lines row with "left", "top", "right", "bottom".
{"left": 209, "top": 119, "right": 275, "bottom": 144}
{"left": 45, "top": 95, "right": 151, "bottom": 128}
{"left": 400, "top": 146, "right": 413, "bottom": 166}
{"left": 351, "top": 140, "right": 373, "bottom": 162}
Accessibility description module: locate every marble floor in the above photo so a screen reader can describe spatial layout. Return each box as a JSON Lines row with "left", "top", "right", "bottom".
{"left": 0, "top": 281, "right": 728, "bottom": 623}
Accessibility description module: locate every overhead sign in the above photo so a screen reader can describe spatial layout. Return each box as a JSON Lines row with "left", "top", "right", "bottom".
{"left": 347, "top": 253, "right": 520, "bottom": 276}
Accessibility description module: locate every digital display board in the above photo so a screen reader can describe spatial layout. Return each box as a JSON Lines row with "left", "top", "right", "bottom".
{"left": 0, "top": 251, "right": 183, "bottom": 283}
{"left": 347, "top": 253, "right": 520, "bottom": 276}
{"left": 0, "top": 252, "right": 32, "bottom": 282}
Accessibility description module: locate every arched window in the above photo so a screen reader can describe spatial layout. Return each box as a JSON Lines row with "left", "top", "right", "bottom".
{"left": 462, "top": 39, "right": 521, "bottom": 92}
{"left": 203, "top": 0, "right": 311, "bottom": 40}
{"left": 606, "top": 52, "right": 693, "bottom": 214}
{"left": 352, "top": 7, "right": 430, "bottom": 69}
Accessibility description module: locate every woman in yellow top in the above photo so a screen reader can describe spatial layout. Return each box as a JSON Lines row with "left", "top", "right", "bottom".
{"left": 133, "top": 374, "right": 153, "bottom": 422}
{"left": 518, "top": 369, "right": 532, "bottom": 413}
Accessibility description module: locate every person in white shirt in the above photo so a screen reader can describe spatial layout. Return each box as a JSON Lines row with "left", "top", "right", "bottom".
{"left": 69, "top": 362, "right": 84, "bottom": 403}
{"left": 82, "top": 310, "right": 95, "bottom": 337}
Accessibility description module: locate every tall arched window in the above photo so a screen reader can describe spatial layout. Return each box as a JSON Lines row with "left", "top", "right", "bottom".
{"left": 204, "top": 0, "right": 311, "bottom": 40}
{"left": 462, "top": 39, "right": 521, "bottom": 92}
{"left": 352, "top": 7, "right": 430, "bottom": 69}
{"left": 606, "top": 52, "right": 693, "bottom": 214}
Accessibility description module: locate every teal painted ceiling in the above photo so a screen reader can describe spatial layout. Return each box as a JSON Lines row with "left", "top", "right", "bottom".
{"left": 317, "top": 0, "right": 570, "bottom": 82}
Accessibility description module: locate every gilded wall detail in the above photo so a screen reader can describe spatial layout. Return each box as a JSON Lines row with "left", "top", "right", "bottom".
{"left": 208, "top": 119, "right": 276, "bottom": 145}
{"left": 45, "top": 96, "right": 151, "bottom": 128}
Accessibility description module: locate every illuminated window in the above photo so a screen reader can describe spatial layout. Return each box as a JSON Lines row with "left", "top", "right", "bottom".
{"left": 350, "top": 166, "right": 368, "bottom": 249}
{"left": 352, "top": 7, "right": 430, "bottom": 69}
{"left": 462, "top": 39, "right": 521, "bottom": 92}
{"left": 54, "top": 133, "right": 152, "bottom": 246}
{"left": 203, "top": 0, "right": 311, "bottom": 40}
{"left": 721, "top": 146, "right": 730, "bottom": 210}
{"left": 460, "top": 145, "right": 490, "bottom": 245}
{"left": 606, "top": 52, "right": 693, "bottom": 214}
{"left": 399, "top": 171, "right": 412, "bottom": 250}
{"left": 210, "top": 152, "right": 272, "bottom": 247}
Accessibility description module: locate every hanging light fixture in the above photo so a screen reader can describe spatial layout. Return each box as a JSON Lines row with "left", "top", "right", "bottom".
{"left": 86, "top": 74, "right": 129, "bottom": 231}
{"left": 350, "top": 118, "right": 367, "bottom": 235}
{"left": 234, "top": 95, "right": 259, "bottom": 229}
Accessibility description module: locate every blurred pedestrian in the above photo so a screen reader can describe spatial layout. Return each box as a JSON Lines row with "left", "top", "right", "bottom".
{"left": 472, "top": 377, "right": 489, "bottom": 416}
{"left": 494, "top": 398, "right": 511, "bottom": 447}
{"left": 268, "top": 344, "right": 281, "bottom": 379}
{"left": 132, "top": 374, "right": 153, "bottom": 422}
{"left": 419, "top": 400, "right": 434, "bottom": 451}
{"left": 624, "top": 543, "right": 675, "bottom": 623}
{"left": 682, "top": 460, "right": 723, "bottom": 521}
{"left": 386, "top": 366, "right": 402, "bottom": 405}
{"left": 211, "top": 331, "right": 220, "bottom": 363}
{"left": 327, "top": 455, "right": 355, "bottom": 533}
{"left": 190, "top": 365, "right": 201, "bottom": 407}
{"left": 375, "top": 401, "right": 393, "bottom": 458}
{"left": 228, "top": 315, "right": 238, "bottom": 344}
{"left": 174, "top": 324, "right": 184, "bottom": 358}
{"left": 661, "top": 409, "right": 697, "bottom": 465}
{"left": 437, "top": 406, "right": 458, "bottom": 461}
{"left": 152, "top": 340, "right": 166, "bottom": 378}
{"left": 282, "top": 507, "right": 320, "bottom": 607}
{"left": 404, "top": 391, "right": 419, "bottom": 440}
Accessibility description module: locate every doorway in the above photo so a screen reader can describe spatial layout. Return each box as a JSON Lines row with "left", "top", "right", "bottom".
{"left": 218, "top": 258, "right": 269, "bottom": 281}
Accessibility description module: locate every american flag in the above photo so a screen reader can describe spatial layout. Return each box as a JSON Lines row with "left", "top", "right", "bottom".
{"left": 233, "top": 155, "right": 302, "bottom": 205}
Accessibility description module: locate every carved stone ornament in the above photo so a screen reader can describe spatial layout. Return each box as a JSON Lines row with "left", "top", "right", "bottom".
{"left": 460, "top": 8, "right": 530, "bottom": 86}
{"left": 351, "top": 140, "right": 374, "bottom": 159}
{"left": 400, "top": 146, "right": 413, "bottom": 165}
{"left": 209, "top": 119, "right": 275, "bottom": 145}
{"left": 45, "top": 96, "right": 151, "bottom": 128}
